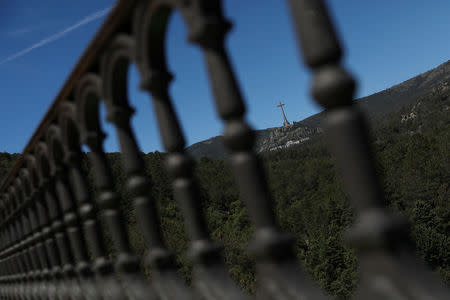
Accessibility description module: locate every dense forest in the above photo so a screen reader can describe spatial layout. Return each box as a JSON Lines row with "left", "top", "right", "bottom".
{"left": 0, "top": 89, "right": 448, "bottom": 298}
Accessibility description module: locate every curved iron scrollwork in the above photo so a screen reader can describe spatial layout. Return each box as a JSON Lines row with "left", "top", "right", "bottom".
{"left": 0, "top": 0, "right": 448, "bottom": 299}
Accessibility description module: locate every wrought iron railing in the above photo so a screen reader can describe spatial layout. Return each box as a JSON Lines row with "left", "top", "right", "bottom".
{"left": 0, "top": 0, "right": 448, "bottom": 299}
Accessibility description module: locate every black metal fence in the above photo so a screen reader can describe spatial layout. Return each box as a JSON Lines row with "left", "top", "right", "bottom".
{"left": 0, "top": 0, "right": 448, "bottom": 299}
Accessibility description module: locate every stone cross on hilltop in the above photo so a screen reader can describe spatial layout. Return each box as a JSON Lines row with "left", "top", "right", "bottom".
{"left": 277, "top": 101, "right": 291, "bottom": 127}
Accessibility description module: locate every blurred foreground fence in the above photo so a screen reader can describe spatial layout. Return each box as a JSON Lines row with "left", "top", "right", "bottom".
{"left": 0, "top": 0, "right": 448, "bottom": 299}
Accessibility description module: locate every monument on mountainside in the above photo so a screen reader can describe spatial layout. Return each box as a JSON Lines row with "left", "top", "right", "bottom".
{"left": 276, "top": 101, "right": 291, "bottom": 127}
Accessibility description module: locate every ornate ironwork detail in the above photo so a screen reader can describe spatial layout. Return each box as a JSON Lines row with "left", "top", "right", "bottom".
{"left": 177, "top": 1, "right": 327, "bottom": 299}
{"left": 75, "top": 72, "right": 159, "bottom": 300}
{"left": 133, "top": 1, "right": 248, "bottom": 298}
{"left": 0, "top": 0, "right": 448, "bottom": 299}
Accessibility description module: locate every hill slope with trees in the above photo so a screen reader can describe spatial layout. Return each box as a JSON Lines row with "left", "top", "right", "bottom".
{"left": 0, "top": 62, "right": 448, "bottom": 298}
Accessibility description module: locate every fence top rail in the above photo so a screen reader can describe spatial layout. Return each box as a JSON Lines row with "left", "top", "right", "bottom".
{"left": 0, "top": 0, "right": 137, "bottom": 195}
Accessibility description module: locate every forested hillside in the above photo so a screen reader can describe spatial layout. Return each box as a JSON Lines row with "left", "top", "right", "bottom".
{"left": 0, "top": 76, "right": 448, "bottom": 299}
{"left": 98, "top": 90, "right": 449, "bottom": 298}
{"left": 0, "top": 153, "right": 20, "bottom": 184}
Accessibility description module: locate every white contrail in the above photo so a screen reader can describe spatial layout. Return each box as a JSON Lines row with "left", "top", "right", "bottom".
{"left": 0, "top": 6, "right": 112, "bottom": 66}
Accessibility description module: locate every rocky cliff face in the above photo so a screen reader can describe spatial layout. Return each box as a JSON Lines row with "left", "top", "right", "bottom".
{"left": 186, "top": 123, "right": 322, "bottom": 159}
{"left": 255, "top": 123, "right": 321, "bottom": 153}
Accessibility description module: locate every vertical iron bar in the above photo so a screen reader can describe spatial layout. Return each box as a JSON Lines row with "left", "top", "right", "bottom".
{"left": 75, "top": 76, "right": 159, "bottom": 300}
{"left": 286, "top": 0, "right": 450, "bottom": 298}
{"left": 51, "top": 148, "right": 101, "bottom": 300}
{"left": 179, "top": 1, "right": 327, "bottom": 298}
{"left": 133, "top": 3, "right": 248, "bottom": 295}
{"left": 100, "top": 35, "right": 192, "bottom": 299}
{"left": 62, "top": 122, "right": 126, "bottom": 300}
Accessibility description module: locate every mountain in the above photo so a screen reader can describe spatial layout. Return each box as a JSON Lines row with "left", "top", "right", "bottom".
{"left": 187, "top": 60, "right": 450, "bottom": 159}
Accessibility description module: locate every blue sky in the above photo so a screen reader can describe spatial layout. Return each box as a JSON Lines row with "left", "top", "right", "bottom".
{"left": 1, "top": 0, "right": 449, "bottom": 153}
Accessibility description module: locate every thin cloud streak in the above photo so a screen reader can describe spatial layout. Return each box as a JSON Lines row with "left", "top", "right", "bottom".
{"left": 0, "top": 6, "right": 112, "bottom": 66}
{"left": 7, "top": 27, "right": 38, "bottom": 37}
